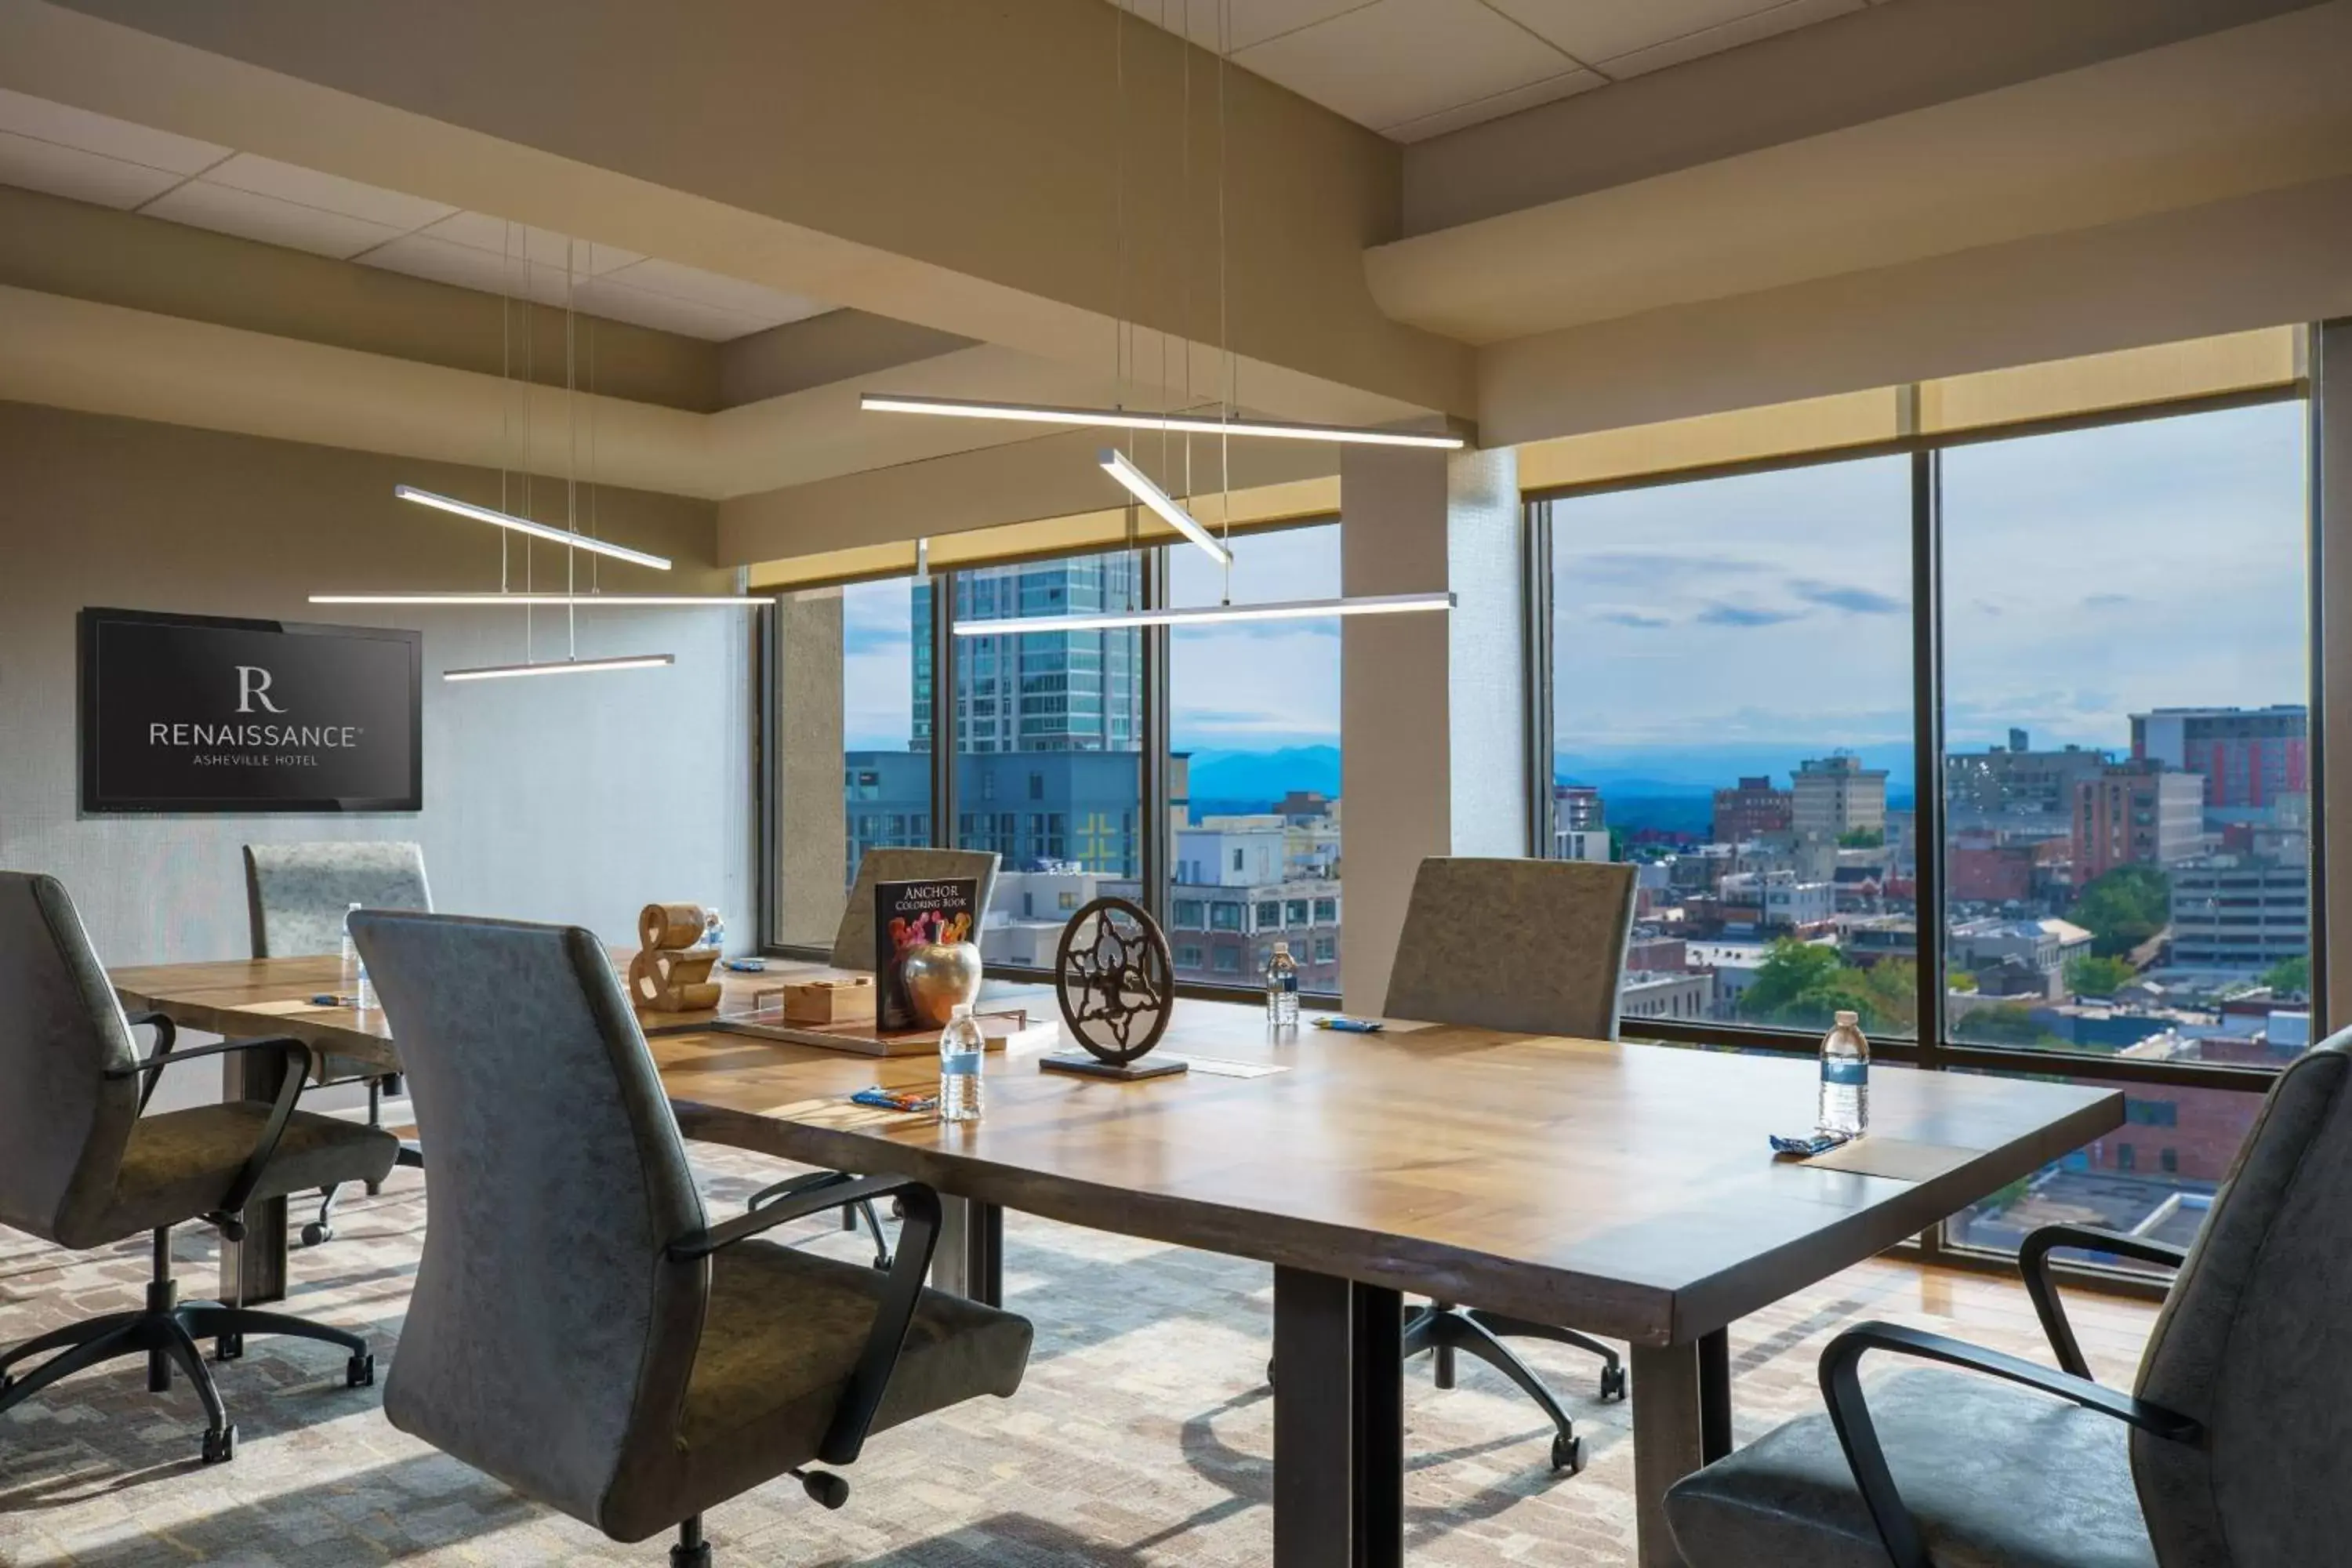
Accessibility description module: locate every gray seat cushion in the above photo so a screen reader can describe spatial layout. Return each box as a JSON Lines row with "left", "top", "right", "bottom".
{"left": 600, "top": 1236, "right": 1032, "bottom": 1539}
{"left": 64, "top": 1104, "right": 401, "bottom": 1249}
{"left": 1667, "top": 1367, "right": 2155, "bottom": 1568}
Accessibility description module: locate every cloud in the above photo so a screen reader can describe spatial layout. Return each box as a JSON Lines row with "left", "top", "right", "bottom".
{"left": 1790, "top": 579, "right": 1904, "bottom": 615}
{"left": 1697, "top": 601, "right": 1805, "bottom": 627}
{"left": 1588, "top": 606, "right": 1671, "bottom": 630}
{"left": 2081, "top": 592, "right": 2136, "bottom": 608}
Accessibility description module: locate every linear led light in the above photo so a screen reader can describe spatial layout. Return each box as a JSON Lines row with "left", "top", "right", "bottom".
{"left": 442, "top": 653, "right": 676, "bottom": 683}
{"left": 1098, "top": 448, "right": 1229, "bottom": 565}
{"left": 861, "top": 393, "right": 1465, "bottom": 450}
{"left": 952, "top": 591, "right": 1454, "bottom": 636}
{"left": 395, "top": 485, "right": 672, "bottom": 572}
{"left": 311, "top": 592, "right": 757, "bottom": 608}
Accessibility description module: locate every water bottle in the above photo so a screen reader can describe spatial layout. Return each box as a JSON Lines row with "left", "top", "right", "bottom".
{"left": 341, "top": 902, "right": 372, "bottom": 1011}
{"left": 1265, "top": 941, "right": 1299, "bottom": 1030}
{"left": 1817, "top": 1009, "right": 1869, "bottom": 1138}
{"left": 938, "top": 1004, "right": 984, "bottom": 1123}
{"left": 701, "top": 908, "right": 726, "bottom": 953}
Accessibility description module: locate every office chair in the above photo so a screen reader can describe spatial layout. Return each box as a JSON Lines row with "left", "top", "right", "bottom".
{"left": 0, "top": 872, "right": 397, "bottom": 1463}
{"left": 243, "top": 840, "right": 431, "bottom": 1246}
{"left": 746, "top": 848, "right": 1004, "bottom": 1269}
{"left": 1668, "top": 1025, "right": 2352, "bottom": 1568}
{"left": 350, "top": 909, "right": 1032, "bottom": 1566}
{"left": 1377, "top": 855, "right": 1640, "bottom": 1474}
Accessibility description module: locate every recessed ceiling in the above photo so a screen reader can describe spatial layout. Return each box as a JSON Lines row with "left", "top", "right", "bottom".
{"left": 1119, "top": 0, "right": 1887, "bottom": 141}
{"left": 0, "top": 86, "right": 833, "bottom": 341}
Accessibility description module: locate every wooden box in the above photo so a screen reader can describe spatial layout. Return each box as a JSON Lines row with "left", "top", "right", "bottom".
{"left": 758, "top": 974, "right": 877, "bottom": 1025}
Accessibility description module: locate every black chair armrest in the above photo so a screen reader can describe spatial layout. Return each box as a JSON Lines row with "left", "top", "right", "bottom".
{"left": 666, "top": 1172, "right": 920, "bottom": 1261}
{"left": 2020, "top": 1222, "right": 2188, "bottom": 1377}
{"left": 1819, "top": 1320, "right": 2200, "bottom": 1568}
{"left": 108, "top": 1035, "right": 317, "bottom": 1234}
{"left": 746, "top": 1168, "right": 868, "bottom": 1213}
{"left": 122, "top": 1010, "right": 178, "bottom": 1112}
{"left": 818, "top": 1181, "right": 943, "bottom": 1466}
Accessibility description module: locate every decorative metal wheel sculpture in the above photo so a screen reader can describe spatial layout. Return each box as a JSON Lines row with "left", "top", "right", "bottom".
{"left": 1052, "top": 896, "right": 1176, "bottom": 1066}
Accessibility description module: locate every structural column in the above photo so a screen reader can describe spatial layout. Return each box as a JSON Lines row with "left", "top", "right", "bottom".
{"left": 773, "top": 587, "right": 848, "bottom": 949}
{"left": 1338, "top": 445, "right": 1523, "bottom": 1012}
{"left": 2319, "top": 319, "right": 2350, "bottom": 1033}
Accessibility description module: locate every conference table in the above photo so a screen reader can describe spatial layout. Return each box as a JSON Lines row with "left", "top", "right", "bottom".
{"left": 111, "top": 953, "right": 2122, "bottom": 1568}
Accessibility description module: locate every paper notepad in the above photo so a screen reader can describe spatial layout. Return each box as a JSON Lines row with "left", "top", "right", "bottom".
{"left": 238, "top": 997, "right": 345, "bottom": 1017}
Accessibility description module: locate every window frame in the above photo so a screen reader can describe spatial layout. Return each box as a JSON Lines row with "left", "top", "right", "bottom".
{"left": 1524, "top": 375, "right": 2326, "bottom": 1287}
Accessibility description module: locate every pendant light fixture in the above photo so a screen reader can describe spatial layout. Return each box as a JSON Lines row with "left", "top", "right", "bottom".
{"left": 390, "top": 485, "right": 673, "bottom": 571}
{"left": 945, "top": 0, "right": 1456, "bottom": 638}
{"left": 444, "top": 652, "right": 676, "bottom": 682}
{"left": 310, "top": 592, "right": 760, "bottom": 608}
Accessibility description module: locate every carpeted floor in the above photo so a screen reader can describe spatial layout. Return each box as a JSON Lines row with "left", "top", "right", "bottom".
{"left": 0, "top": 1149, "right": 2155, "bottom": 1566}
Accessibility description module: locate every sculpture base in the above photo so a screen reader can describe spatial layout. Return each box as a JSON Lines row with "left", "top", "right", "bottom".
{"left": 1039, "top": 1053, "right": 1189, "bottom": 1082}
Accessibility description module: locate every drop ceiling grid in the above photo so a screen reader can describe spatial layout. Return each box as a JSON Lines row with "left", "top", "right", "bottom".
{"left": 0, "top": 86, "right": 829, "bottom": 342}
{"left": 1121, "top": 0, "right": 1878, "bottom": 140}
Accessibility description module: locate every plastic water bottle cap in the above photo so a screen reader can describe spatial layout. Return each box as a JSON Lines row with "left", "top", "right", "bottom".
{"left": 1835, "top": 1010, "right": 1859, "bottom": 1026}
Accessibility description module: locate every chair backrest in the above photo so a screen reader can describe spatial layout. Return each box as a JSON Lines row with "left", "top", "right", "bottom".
{"left": 829, "top": 847, "right": 1000, "bottom": 970}
{"left": 1383, "top": 857, "right": 1637, "bottom": 1040}
{"left": 349, "top": 909, "right": 706, "bottom": 1531}
{"left": 0, "top": 873, "right": 143, "bottom": 1249}
{"left": 2132, "top": 1027, "right": 2352, "bottom": 1566}
{"left": 243, "top": 840, "right": 433, "bottom": 959}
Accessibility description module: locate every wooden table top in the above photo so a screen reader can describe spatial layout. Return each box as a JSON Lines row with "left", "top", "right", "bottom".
{"left": 652, "top": 1009, "right": 2120, "bottom": 1346}
{"left": 112, "top": 955, "right": 2120, "bottom": 1347}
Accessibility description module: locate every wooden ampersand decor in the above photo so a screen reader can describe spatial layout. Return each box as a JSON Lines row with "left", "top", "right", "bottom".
{"left": 630, "top": 901, "right": 721, "bottom": 1013}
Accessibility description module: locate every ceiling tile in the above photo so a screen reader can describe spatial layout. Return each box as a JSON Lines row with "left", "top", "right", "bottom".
{"left": 0, "top": 129, "right": 183, "bottom": 209}
{"left": 142, "top": 180, "right": 412, "bottom": 260}
{"left": 1380, "top": 65, "right": 1601, "bottom": 140}
{"left": 575, "top": 277, "right": 770, "bottom": 340}
{"left": 357, "top": 232, "right": 582, "bottom": 307}
{"left": 1113, "top": 0, "right": 1380, "bottom": 54}
{"left": 201, "top": 151, "right": 455, "bottom": 230}
{"left": 597, "top": 258, "right": 830, "bottom": 327}
{"left": 1591, "top": 0, "right": 1864, "bottom": 78}
{"left": 1233, "top": 0, "right": 1574, "bottom": 132}
{"left": 416, "top": 210, "right": 644, "bottom": 275}
{"left": 0, "top": 87, "right": 228, "bottom": 174}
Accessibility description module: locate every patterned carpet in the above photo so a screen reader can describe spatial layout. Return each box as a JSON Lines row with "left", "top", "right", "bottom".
{"left": 0, "top": 1149, "right": 2154, "bottom": 1566}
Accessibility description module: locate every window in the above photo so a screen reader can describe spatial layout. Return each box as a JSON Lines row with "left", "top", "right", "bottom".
{"left": 1315, "top": 936, "right": 1336, "bottom": 963}
{"left": 1176, "top": 944, "right": 1205, "bottom": 969}
{"left": 1546, "top": 456, "right": 1915, "bottom": 1036}
{"left": 1167, "top": 522, "right": 1345, "bottom": 992}
{"left": 1941, "top": 404, "right": 2313, "bottom": 1057}
{"left": 1210, "top": 903, "right": 1242, "bottom": 931}
{"left": 948, "top": 553, "right": 1143, "bottom": 959}
{"left": 1531, "top": 379, "right": 2320, "bottom": 1277}
{"left": 1213, "top": 947, "right": 1242, "bottom": 973}
{"left": 1172, "top": 898, "right": 1204, "bottom": 928}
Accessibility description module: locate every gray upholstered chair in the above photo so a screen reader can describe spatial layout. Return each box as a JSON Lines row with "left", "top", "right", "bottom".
{"left": 0, "top": 872, "right": 395, "bottom": 1464}
{"left": 1384, "top": 855, "right": 1639, "bottom": 1474}
{"left": 771, "top": 847, "right": 1002, "bottom": 1269}
{"left": 1667, "top": 1025, "right": 2352, "bottom": 1568}
{"left": 349, "top": 909, "right": 1032, "bottom": 1566}
{"left": 243, "top": 840, "right": 432, "bottom": 1247}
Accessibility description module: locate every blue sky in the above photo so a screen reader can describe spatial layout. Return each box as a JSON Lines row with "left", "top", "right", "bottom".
{"left": 839, "top": 400, "right": 2309, "bottom": 770}
{"left": 1552, "top": 400, "right": 2309, "bottom": 771}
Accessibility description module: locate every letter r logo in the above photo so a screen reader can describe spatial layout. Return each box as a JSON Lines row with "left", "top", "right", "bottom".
{"left": 234, "top": 666, "right": 285, "bottom": 714}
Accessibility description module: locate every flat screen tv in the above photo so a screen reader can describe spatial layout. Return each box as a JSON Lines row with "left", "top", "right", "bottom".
{"left": 78, "top": 607, "right": 423, "bottom": 814}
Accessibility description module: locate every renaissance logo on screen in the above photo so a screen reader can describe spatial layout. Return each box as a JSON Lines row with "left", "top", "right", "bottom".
{"left": 80, "top": 608, "right": 422, "bottom": 813}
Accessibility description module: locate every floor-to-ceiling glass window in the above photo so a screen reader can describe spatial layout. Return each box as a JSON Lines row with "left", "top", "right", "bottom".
{"left": 1548, "top": 456, "right": 1917, "bottom": 1036}
{"left": 1164, "top": 522, "right": 1345, "bottom": 993}
{"left": 1940, "top": 401, "right": 2311, "bottom": 1258}
{"left": 946, "top": 551, "right": 1145, "bottom": 968}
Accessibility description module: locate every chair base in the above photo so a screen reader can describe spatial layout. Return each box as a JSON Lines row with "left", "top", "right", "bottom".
{"left": 0, "top": 1230, "right": 374, "bottom": 1463}
{"left": 1403, "top": 1302, "right": 1624, "bottom": 1475}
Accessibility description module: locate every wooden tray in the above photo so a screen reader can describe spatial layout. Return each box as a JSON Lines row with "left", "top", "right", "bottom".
{"left": 713, "top": 1005, "right": 1053, "bottom": 1058}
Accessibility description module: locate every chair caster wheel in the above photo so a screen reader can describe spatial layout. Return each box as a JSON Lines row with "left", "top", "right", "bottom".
{"left": 301, "top": 1221, "right": 333, "bottom": 1247}
{"left": 1550, "top": 1432, "right": 1586, "bottom": 1475}
{"left": 669, "top": 1542, "right": 712, "bottom": 1567}
{"left": 871, "top": 1252, "right": 894, "bottom": 1272}
{"left": 201, "top": 1424, "right": 238, "bottom": 1465}
{"left": 1265, "top": 1358, "right": 1276, "bottom": 1388}
{"left": 347, "top": 1352, "right": 376, "bottom": 1388}
{"left": 214, "top": 1333, "right": 244, "bottom": 1362}
{"left": 1599, "top": 1363, "right": 1626, "bottom": 1402}
{"left": 800, "top": 1469, "right": 850, "bottom": 1509}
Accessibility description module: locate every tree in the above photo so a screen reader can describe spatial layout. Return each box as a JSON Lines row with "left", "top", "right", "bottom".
{"left": 2262, "top": 954, "right": 2312, "bottom": 996}
{"left": 2068, "top": 865, "right": 2171, "bottom": 958}
{"left": 2064, "top": 953, "right": 2136, "bottom": 996}
{"left": 1954, "top": 1004, "right": 2064, "bottom": 1047}
{"left": 1838, "top": 826, "right": 1886, "bottom": 848}
{"left": 1740, "top": 939, "right": 1910, "bottom": 1032}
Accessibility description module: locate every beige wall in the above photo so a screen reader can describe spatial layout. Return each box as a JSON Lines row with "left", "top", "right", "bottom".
{"left": 0, "top": 401, "right": 754, "bottom": 972}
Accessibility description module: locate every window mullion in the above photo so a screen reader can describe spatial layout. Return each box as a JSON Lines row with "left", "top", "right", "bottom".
{"left": 1912, "top": 446, "right": 1949, "bottom": 1069}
